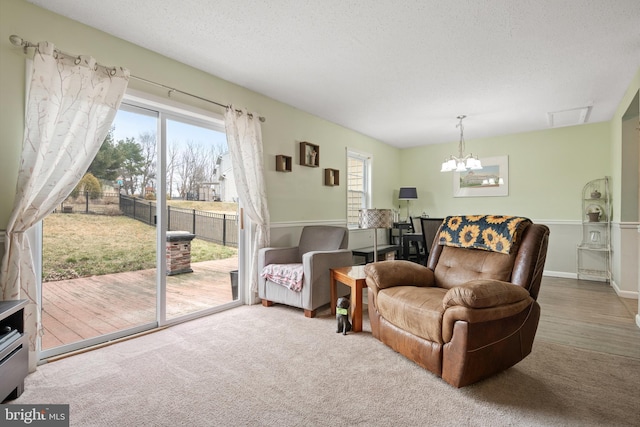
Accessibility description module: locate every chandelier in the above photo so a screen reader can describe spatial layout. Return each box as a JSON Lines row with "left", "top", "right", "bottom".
{"left": 440, "top": 115, "right": 482, "bottom": 172}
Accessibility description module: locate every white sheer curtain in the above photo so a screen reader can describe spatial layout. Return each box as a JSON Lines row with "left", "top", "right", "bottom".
{"left": 0, "top": 42, "right": 129, "bottom": 371}
{"left": 224, "top": 106, "right": 270, "bottom": 296}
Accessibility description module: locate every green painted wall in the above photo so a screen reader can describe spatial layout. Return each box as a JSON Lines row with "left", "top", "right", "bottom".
{"left": 1, "top": 0, "right": 637, "bottom": 265}
{"left": 399, "top": 122, "right": 612, "bottom": 220}
{"left": 0, "top": 0, "right": 399, "bottom": 229}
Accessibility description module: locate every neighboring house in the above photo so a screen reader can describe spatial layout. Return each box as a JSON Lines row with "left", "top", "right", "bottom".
{"left": 212, "top": 153, "right": 238, "bottom": 203}
{"left": 198, "top": 182, "right": 218, "bottom": 202}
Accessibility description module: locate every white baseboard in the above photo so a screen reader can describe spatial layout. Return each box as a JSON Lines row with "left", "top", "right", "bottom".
{"left": 543, "top": 270, "right": 577, "bottom": 279}
{"left": 611, "top": 279, "right": 639, "bottom": 299}
{"left": 544, "top": 271, "right": 639, "bottom": 299}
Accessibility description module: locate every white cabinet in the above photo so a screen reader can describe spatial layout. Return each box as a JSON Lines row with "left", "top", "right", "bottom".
{"left": 576, "top": 177, "right": 611, "bottom": 281}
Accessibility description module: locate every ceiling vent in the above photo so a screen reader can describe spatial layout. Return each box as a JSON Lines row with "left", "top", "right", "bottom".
{"left": 547, "top": 105, "right": 592, "bottom": 128}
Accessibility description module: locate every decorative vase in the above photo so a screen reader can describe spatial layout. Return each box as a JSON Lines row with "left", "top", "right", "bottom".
{"left": 587, "top": 212, "right": 600, "bottom": 222}
{"left": 590, "top": 190, "right": 601, "bottom": 199}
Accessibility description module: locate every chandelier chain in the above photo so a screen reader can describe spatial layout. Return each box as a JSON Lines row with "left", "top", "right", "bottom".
{"left": 456, "top": 115, "right": 466, "bottom": 158}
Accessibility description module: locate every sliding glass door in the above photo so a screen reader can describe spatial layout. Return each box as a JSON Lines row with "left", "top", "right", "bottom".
{"left": 163, "top": 117, "right": 239, "bottom": 321}
{"left": 40, "top": 105, "right": 158, "bottom": 354}
{"left": 40, "top": 92, "right": 241, "bottom": 358}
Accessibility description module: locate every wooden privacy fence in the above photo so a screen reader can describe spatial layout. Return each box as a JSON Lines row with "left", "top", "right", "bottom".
{"left": 119, "top": 194, "right": 238, "bottom": 247}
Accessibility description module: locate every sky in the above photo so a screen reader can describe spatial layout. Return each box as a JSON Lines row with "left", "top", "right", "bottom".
{"left": 112, "top": 109, "right": 228, "bottom": 148}
{"left": 110, "top": 108, "right": 228, "bottom": 197}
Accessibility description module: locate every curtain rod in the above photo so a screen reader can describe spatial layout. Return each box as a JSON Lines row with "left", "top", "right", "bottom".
{"left": 8, "top": 35, "right": 266, "bottom": 122}
{"left": 128, "top": 75, "right": 265, "bottom": 122}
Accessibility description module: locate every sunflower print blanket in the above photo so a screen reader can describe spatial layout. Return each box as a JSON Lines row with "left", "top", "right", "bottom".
{"left": 438, "top": 215, "right": 531, "bottom": 254}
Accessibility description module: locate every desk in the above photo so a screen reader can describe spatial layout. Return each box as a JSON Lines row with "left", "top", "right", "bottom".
{"left": 352, "top": 245, "right": 400, "bottom": 264}
{"left": 330, "top": 266, "right": 367, "bottom": 332}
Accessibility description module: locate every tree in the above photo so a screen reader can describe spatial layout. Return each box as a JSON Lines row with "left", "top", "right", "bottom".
{"left": 71, "top": 172, "right": 102, "bottom": 199}
{"left": 176, "top": 141, "right": 196, "bottom": 199}
{"left": 137, "top": 131, "right": 157, "bottom": 196}
{"left": 117, "top": 138, "right": 144, "bottom": 195}
{"left": 167, "top": 142, "right": 180, "bottom": 199}
{"left": 88, "top": 127, "right": 124, "bottom": 181}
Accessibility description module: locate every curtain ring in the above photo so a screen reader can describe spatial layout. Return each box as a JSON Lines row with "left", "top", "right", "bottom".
{"left": 53, "top": 50, "right": 58, "bottom": 59}
{"left": 74, "top": 57, "right": 81, "bottom": 65}
{"left": 110, "top": 68, "right": 117, "bottom": 76}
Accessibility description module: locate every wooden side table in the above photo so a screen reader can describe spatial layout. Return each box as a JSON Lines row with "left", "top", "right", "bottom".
{"left": 330, "top": 266, "right": 367, "bottom": 332}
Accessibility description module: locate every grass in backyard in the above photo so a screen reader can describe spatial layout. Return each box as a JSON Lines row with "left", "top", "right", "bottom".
{"left": 43, "top": 213, "right": 237, "bottom": 281}
{"left": 167, "top": 200, "right": 238, "bottom": 214}
{"left": 62, "top": 197, "right": 238, "bottom": 216}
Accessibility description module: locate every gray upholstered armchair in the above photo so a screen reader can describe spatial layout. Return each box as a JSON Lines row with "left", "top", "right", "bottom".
{"left": 258, "top": 226, "right": 352, "bottom": 317}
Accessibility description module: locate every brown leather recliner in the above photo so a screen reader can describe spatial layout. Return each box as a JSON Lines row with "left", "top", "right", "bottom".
{"left": 365, "top": 216, "right": 550, "bottom": 387}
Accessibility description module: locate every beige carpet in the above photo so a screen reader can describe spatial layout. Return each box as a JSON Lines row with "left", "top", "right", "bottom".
{"left": 12, "top": 304, "right": 640, "bottom": 426}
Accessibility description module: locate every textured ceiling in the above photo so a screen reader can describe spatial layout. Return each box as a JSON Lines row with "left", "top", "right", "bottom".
{"left": 26, "top": 0, "right": 640, "bottom": 148}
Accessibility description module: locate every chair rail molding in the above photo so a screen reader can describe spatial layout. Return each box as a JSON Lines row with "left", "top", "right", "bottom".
{"left": 269, "top": 219, "right": 347, "bottom": 228}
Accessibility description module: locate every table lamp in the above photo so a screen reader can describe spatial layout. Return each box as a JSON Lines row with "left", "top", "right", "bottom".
{"left": 398, "top": 187, "right": 418, "bottom": 222}
{"left": 359, "top": 208, "right": 393, "bottom": 262}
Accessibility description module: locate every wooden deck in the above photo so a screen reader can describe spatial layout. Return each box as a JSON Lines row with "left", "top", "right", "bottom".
{"left": 41, "top": 257, "right": 238, "bottom": 350}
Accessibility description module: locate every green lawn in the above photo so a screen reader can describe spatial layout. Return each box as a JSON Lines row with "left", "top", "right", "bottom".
{"left": 167, "top": 200, "right": 238, "bottom": 214}
{"left": 43, "top": 213, "right": 237, "bottom": 281}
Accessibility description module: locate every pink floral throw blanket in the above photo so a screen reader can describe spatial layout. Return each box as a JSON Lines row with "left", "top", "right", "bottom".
{"left": 261, "top": 263, "right": 304, "bottom": 292}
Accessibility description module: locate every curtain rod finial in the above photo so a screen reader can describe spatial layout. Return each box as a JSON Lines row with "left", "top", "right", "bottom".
{"left": 9, "top": 35, "right": 24, "bottom": 47}
{"left": 9, "top": 35, "right": 35, "bottom": 53}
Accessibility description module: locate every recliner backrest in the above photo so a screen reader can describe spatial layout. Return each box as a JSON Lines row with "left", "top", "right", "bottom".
{"left": 432, "top": 246, "right": 518, "bottom": 289}
{"left": 298, "top": 226, "right": 349, "bottom": 258}
{"left": 427, "top": 222, "right": 550, "bottom": 299}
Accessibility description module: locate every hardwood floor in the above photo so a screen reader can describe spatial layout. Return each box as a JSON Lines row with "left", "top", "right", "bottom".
{"left": 536, "top": 276, "right": 640, "bottom": 359}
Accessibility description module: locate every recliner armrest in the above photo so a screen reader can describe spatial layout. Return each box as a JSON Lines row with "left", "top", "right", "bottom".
{"left": 441, "top": 298, "right": 535, "bottom": 344}
{"left": 442, "top": 279, "right": 530, "bottom": 309}
{"left": 364, "top": 260, "right": 434, "bottom": 293}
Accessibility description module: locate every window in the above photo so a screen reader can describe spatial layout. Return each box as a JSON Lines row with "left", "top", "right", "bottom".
{"left": 347, "top": 150, "right": 371, "bottom": 228}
